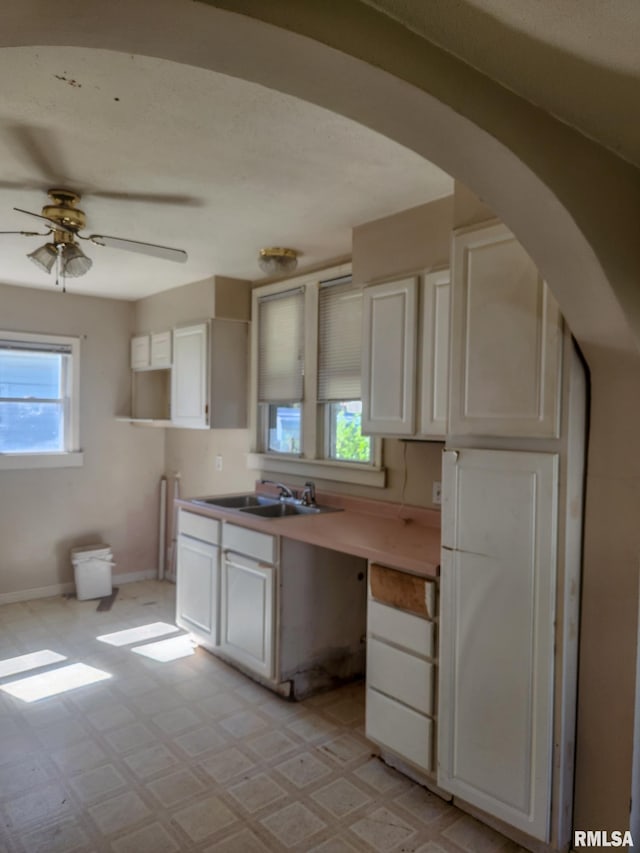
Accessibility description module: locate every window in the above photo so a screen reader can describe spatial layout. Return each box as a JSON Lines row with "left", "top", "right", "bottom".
{"left": 318, "top": 280, "right": 371, "bottom": 464}
{"left": 252, "top": 265, "right": 382, "bottom": 486}
{"left": 257, "top": 288, "right": 304, "bottom": 455}
{"left": 0, "top": 332, "right": 81, "bottom": 469}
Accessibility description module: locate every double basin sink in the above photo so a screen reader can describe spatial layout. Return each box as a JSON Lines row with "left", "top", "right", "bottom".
{"left": 192, "top": 493, "right": 340, "bottom": 518}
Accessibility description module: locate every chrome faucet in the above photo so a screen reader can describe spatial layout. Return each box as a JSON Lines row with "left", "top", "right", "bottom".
{"left": 259, "top": 479, "right": 296, "bottom": 501}
{"left": 300, "top": 481, "right": 317, "bottom": 507}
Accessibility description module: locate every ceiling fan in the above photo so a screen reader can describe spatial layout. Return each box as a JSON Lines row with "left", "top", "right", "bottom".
{"left": 0, "top": 187, "right": 188, "bottom": 291}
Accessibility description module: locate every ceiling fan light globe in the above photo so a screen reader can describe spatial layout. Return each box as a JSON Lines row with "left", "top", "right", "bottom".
{"left": 27, "top": 242, "right": 57, "bottom": 274}
{"left": 61, "top": 243, "right": 92, "bottom": 278}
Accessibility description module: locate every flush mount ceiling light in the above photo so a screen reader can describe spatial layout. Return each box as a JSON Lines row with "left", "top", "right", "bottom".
{"left": 258, "top": 247, "right": 299, "bottom": 277}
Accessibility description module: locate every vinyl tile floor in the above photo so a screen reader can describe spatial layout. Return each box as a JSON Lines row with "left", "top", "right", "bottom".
{"left": 0, "top": 581, "right": 527, "bottom": 853}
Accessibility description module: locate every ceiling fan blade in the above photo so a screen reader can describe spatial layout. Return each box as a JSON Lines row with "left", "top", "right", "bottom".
{"left": 5, "top": 124, "right": 69, "bottom": 183}
{"left": 0, "top": 230, "right": 49, "bottom": 236}
{"left": 85, "top": 190, "right": 204, "bottom": 208}
{"left": 13, "top": 207, "right": 76, "bottom": 235}
{"left": 88, "top": 234, "right": 188, "bottom": 263}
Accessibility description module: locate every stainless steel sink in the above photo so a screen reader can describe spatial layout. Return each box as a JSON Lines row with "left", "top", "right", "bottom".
{"left": 192, "top": 494, "right": 276, "bottom": 509}
{"left": 240, "top": 502, "right": 338, "bottom": 517}
{"left": 191, "top": 492, "right": 341, "bottom": 518}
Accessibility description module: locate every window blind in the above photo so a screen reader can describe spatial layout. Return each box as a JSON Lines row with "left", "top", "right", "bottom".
{"left": 0, "top": 339, "right": 72, "bottom": 355}
{"left": 257, "top": 288, "right": 304, "bottom": 402}
{"left": 318, "top": 279, "right": 363, "bottom": 402}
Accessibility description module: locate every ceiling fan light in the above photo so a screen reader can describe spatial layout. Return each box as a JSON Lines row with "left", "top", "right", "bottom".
{"left": 27, "top": 242, "right": 57, "bottom": 274}
{"left": 61, "top": 243, "right": 92, "bottom": 278}
{"left": 258, "top": 247, "right": 298, "bottom": 277}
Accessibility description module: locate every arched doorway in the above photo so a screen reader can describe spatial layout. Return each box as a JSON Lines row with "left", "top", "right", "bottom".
{"left": 3, "top": 0, "right": 640, "bottom": 834}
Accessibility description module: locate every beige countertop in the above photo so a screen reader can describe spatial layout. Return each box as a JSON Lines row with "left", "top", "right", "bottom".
{"left": 175, "top": 490, "right": 441, "bottom": 579}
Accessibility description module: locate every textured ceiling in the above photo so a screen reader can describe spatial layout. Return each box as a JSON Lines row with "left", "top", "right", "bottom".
{"left": 364, "top": 0, "right": 640, "bottom": 167}
{"left": 0, "top": 46, "right": 452, "bottom": 300}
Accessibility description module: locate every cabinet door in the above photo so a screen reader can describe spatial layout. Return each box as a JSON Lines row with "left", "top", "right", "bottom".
{"left": 171, "top": 323, "right": 208, "bottom": 428}
{"left": 361, "top": 277, "right": 417, "bottom": 436}
{"left": 176, "top": 535, "right": 218, "bottom": 646}
{"left": 438, "top": 448, "right": 557, "bottom": 841}
{"left": 220, "top": 552, "right": 274, "bottom": 679}
{"left": 150, "top": 331, "right": 172, "bottom": 367}
{"left": 417, "top": 269, "right": 450, "bottom": 438}
{"left": 449, "top": 223, "right": 562, "bottom": 438}
{"left": 131, "top": 335, "right": 150, "bottom": 370}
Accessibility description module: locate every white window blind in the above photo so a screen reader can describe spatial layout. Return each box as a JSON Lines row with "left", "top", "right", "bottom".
{"left": 258, "top": 288, "right": 304, "bottom": 402}
{"left": 318, "top": 279, "right": 362, "bottom": 402}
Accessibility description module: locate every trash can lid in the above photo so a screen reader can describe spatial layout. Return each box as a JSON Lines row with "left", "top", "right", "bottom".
{"left": 71, "top": 544, "right": 112, "bottom": 557}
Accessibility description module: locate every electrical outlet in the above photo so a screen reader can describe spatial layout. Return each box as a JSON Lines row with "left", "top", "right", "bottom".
{"left": 215, "top": 454, "right": 223, "bottom": 471}
{"left": 432, "top": 481, "right": 442, "bottom": 505}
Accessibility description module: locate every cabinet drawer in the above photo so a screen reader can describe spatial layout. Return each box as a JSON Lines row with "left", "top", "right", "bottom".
{"left": 367, "top": 637, "right": 434, "bottom": 716}
{"left": 368, "top": 600, "right": 435, "bottom": 659}
{"left": 366, "top": 687, "right": 433, "bottom": 772}
{"left": 369, "top": 563, "right": 437, "bottom": 620}
{"left": 223, "top": 523, "right": 277, "bottom": 564}
{"left": 178, "top": 510, "right": 220, "bottom": 545}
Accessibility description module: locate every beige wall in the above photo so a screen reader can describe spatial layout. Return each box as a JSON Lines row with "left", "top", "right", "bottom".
{"left": 352, "top": 196, "right": 453, "bottom": 284}
{"left": 0, "top": 282, "right": 165, "bottom": 595}
{"left": 135, "top": 275, "right": 254, "bottom": 499}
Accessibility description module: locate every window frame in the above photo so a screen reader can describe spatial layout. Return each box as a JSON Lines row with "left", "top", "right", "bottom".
{"left": 0, "top": 330, "right": 82, "bottom": 470}
{"left": 249, "top": 264, "right": 384, "bottom": 487}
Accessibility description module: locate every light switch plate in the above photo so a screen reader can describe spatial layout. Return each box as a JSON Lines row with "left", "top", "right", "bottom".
{"left": 432, "top": 481, "right": 442, "bottom": 505}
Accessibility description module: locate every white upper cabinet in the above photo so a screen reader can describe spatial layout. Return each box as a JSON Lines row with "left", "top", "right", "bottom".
{"left": 171, "top": 323, "right": 209, "bottom": 429}
{"left": 438, "top": 448, "right": 558, "bottom": 841}
{"left": 449, "top": 222, "right": 562, "bottom": 438}
{"left": 150, "top": 331, "right": 172, "bottom": 368}
{"left": 131, "top": 331, "right": 172, "bottom": 370}
{"left": 417, "top": 268, "right": 450, "bottom": 439}
{"left": 362, "top": 272, "right": 451, "bottom": 439}
{"left": 362, "top": 276, "right": 418, "bottom": 436}
{"left": 130, "top": 335, "right": 150, "bottom": 370}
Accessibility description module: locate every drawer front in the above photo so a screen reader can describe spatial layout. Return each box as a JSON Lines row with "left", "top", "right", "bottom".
{"left": 222, "top": 523, "right": 277, "bottom": 565}
{"left": 366, "top": 687, "right": 433, "bottom": 772}
{"left": 367, "top": 637, "right": 434, "bottom": 716}
{"left": 178, "top": 510, "right": 220, "bottom": 545}
{"left": 368, "top": 599, "right": 435, "bottom": 659}
{"left": 369, "top": 563, "right": 437, "bottom": 620}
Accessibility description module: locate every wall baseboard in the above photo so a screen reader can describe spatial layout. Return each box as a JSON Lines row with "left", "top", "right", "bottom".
{"left": 0, "top": 569, "right": 161, "bottom": 606}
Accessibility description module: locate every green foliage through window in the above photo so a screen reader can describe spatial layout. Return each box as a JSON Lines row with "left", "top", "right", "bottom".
{"left": 331, "top": 403, "right": 371, "bottom": 463}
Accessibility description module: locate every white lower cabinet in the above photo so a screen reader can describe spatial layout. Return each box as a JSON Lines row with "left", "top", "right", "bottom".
{"left": 220, "top": 551, "right": 275, "bottom": 680}
{"left": 176, "top": 512, "right": 220, "bottom": 647}
{"left": 438, "top": 448, "right": 558, "bottom": 842}
{"left": 365, "top": 564, "right": 437, "bottom": 775}
{"left": 176, "top": 513, "right": 367, "bottom": 696}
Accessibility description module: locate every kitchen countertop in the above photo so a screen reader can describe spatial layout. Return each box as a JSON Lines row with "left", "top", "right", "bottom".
{"left": 175, "top": 490, "right": 441, "bottom": 579}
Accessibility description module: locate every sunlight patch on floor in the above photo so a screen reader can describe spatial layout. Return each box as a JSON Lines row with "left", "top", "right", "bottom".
{"left": 131, "top": 634, "right": 196, "bottom": 662}
{"left": 0, "top": 649, "right": 67, "bottom": 679}
{"left": 96, "top": 621, "right": 179, "bottom": 647}
{"left": 0, "top": 662, "right": 111, "bottom": 702}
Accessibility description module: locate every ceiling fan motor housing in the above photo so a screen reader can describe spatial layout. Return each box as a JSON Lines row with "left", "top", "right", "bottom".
{"left": 43, "top": 189, "right": 86, "bottom": 232}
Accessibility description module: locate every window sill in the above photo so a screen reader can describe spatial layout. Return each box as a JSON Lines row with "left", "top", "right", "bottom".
{"left": 0, "top": 451, "right": 84, "bottom": 471}
{"left": 247, "top": 453, "right": 386, "bottom": 488}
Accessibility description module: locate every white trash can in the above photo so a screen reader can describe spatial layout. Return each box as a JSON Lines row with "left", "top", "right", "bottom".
{"left": 71, "top": 544, "right": 114, "bottom": 600}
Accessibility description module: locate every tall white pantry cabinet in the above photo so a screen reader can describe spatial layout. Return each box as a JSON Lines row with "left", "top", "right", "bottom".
{"left": 437, "top": 221, "right": 586, "bottom": 849}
